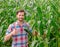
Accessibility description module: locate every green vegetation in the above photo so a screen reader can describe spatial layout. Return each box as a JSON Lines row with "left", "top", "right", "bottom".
{"left": 0, "top": 0, "right": 60, "bottom": 47}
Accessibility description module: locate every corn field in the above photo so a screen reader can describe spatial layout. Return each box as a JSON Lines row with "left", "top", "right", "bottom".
{"left": 0, "top": 0, "right": 60, "bottom": 47}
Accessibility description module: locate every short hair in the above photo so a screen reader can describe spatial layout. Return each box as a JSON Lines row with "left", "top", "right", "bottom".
{"left": 16, "top": 10, "right": 26, "bottom": 15}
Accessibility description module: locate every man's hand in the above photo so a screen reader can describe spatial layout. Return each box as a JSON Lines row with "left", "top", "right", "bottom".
{"left": 32, "top": 30, "right": 38, "bottom": 36}
{"left": 11, "top": 29, "right": 17, "bottom": 36}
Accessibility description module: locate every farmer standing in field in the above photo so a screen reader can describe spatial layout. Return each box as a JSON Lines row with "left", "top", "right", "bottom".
{"left": 4, "top": 10, "right": 38, "bottom": 47}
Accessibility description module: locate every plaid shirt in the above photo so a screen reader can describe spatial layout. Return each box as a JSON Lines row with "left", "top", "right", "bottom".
{"left": 6, "top": 21, "right": 32, "bottom": 47}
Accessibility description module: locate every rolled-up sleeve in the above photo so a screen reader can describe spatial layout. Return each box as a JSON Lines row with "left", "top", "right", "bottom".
{"left": 29, "top": 27, "right": 32, "bottom": 33}
{"left": 6, "top": 24, "right": 12, "bottom": 35}
{"left": 27, "top": 23, "right": 32, "bottom": 33}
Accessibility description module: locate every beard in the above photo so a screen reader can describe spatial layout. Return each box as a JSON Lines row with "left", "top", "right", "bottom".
{"left": 18, "top": 18, "right": 24, "bottom": 22}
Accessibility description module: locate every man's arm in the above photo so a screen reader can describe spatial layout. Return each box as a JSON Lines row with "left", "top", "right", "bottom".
{"left": 26, "top": 23, "right": 38, "bottom": 36}
{"left": 4, "top": 32, "right": 13, "bottom": 42}
{"left": 4, "top": 24, "right": 17, "bottom": 42}
{"left": 4, "top": 29, "right": 17, "bottom": 42}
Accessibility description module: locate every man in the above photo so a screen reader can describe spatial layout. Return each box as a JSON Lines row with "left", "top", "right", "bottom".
{"left": 4, "top": 10, "right": 38, "bottom": 47}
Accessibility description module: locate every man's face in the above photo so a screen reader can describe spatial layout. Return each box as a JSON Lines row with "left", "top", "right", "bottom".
{"left": 17, "top": 12, "right": 24, "bottom": 21}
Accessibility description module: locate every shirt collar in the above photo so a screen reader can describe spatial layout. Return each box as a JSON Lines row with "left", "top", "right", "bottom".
{"left": 16, "top": 20, "right": 26, "bottom": 27}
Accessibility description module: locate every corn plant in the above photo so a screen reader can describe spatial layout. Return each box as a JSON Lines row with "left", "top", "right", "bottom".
{"left": 0, "top": 0, "right": 60, "bottom": 47}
